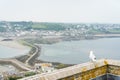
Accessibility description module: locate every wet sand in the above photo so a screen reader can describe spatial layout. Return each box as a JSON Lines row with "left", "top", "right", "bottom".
{"left": 0, "top": 37, "right": 29, "bottom": 50}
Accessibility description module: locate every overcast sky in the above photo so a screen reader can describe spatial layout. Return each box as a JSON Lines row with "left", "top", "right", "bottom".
{"left": 0, "top": 0, "right": 120, "bottom": 23}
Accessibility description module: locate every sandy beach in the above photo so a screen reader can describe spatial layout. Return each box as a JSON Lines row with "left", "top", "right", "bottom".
{"left": 0, "top": 37, "right": 29, "bottom": 50}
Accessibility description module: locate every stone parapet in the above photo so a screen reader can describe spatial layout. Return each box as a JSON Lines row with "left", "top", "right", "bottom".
{"left": 19, "top": 59, "right": 120, "bottom": 80}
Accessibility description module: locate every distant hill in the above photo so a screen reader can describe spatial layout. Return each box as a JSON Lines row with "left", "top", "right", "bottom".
{"left": 0, "top": 21, "right": 120, "bottom": 34}
{"left": 32, "top": 22, "right": 66, "bottom": 31}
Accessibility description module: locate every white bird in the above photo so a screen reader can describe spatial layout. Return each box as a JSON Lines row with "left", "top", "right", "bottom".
{"left": 89, "top": 51, "right": 96, "bottom": 62}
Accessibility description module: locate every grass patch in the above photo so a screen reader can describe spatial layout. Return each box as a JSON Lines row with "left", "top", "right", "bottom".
{"left": 108, "top": 29, "right": 120, "bottom": 33}
{"left": 17, "top": 40, "right": 33, "bottom": 48}
{"left": 32, "top": 23, "right": 47, "bottom": 29}
{"left": 25, "top": 72, "right": 36, "bottom": 77}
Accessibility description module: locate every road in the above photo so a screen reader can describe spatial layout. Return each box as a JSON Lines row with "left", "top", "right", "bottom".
{"left": 25, "top": 45, "right": 40, "bottom": 65}
{"left": 0, "top": 58, "right": 32, "bottom": 71}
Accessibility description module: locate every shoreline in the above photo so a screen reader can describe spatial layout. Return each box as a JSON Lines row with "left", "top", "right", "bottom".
{"left": 1, "top": 36, "right": 120, "bottom": 69}
{"left": 0, "top": 41, "right": 30, "bottom": 50}
{"left": 16, "top": 36, "right": 120, "bottom": 64}
{"left": 34, "top": 36, "right": 120, "bottom": 65}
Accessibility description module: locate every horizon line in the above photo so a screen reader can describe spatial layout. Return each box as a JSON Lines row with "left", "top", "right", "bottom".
{"left": 0, "top": 20, "right": 120, "bottom": 24}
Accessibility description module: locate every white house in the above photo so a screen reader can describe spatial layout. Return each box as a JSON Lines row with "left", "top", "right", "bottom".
{"left": 34, "top": 63, "right": 54, "bottom": 73}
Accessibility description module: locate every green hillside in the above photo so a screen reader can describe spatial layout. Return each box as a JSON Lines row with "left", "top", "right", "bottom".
{"left": 32, "top": 23, "right": 66, "bottom": 31}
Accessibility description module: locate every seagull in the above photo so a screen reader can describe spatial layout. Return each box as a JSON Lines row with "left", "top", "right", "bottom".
{"left": 89, "top": 51, "right": 96, "bottom": 62}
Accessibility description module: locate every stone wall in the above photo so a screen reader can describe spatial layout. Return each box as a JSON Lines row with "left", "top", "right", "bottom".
{"left": 59, "top": 66, "right": 107, "bottom": 80}
{"left": 19, "top": 59, "right": 120, "bottom": 80}
{"left": 108, "top": 65, "right": 120, "bottom": 75}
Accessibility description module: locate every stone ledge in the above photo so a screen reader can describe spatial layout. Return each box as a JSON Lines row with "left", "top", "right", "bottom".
{"left": 19, "top": 59, "right": 120, "bottom": 80}
{"left": 21, "top": 59, "right": 107, "bottom": 80}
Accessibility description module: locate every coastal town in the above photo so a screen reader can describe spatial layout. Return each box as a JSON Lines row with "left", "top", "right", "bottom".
{"left": 1, "top": 0, "right": 120, "bottom": 79}
{"left": 0, "top": 21, "right": 120, "bottom": 38}
{"left": 0, "top": 21, "right": 120, "bottom": 79}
